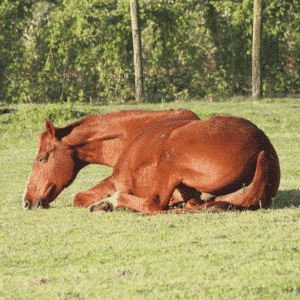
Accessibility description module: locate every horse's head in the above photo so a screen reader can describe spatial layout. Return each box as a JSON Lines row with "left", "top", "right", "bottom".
{"left": 23, "top": 118, "right": 82, "bottom": 210}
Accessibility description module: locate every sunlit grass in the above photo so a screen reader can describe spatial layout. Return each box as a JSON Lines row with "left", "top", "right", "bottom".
{"left": 1, "top": 97, "right": 300, "bottom": 299}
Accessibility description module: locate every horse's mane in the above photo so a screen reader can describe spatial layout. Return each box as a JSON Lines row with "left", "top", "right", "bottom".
{"left": 37, "top": 109, "right": 176, "bottom": 147}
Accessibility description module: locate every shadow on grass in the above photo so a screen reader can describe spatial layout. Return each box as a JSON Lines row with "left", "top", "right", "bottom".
{"left": 271, "top": 190, "right": 300, "bottom": 210}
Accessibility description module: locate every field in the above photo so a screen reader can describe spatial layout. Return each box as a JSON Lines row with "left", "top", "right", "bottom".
{"left": 1, "top": 98, "right": 300, "bottom": 299}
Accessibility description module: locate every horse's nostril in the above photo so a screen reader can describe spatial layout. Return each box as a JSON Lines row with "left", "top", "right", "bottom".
{"left": 23, "top": 199, "right": 30, "bottom": 210}
{"left": 36, "top": 199, "right": 43, "bottom": 209}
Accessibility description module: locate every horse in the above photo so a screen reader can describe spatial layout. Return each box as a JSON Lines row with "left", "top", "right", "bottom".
{"left": 22, "top": 109, "right": 280, "bottom": 214}
{"left": 22, "top": 109, "right": 199, "bottom": 209}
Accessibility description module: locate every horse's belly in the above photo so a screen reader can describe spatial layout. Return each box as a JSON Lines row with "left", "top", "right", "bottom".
{"left": 166, "top": 119, "right": 261, "bottom": 194}
{"left": 180, "top": 164, "right": 244, "bottom": 194}
{"left": 170, "top": 143, "right": 258, "bottom": 195}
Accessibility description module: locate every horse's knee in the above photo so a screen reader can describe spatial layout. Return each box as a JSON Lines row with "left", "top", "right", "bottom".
{"left": 74, "top": 193, "right": 86, "bottom": 207}
{"left": 74, "top": 192, "right": 96, "bottom": 207}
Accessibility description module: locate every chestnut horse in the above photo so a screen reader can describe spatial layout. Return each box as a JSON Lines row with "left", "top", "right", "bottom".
{"left": 23, "top": 109, "right": 280, "bottom": 214}
{"left": 23, "top": 109, "right": 199, "bottom": 209}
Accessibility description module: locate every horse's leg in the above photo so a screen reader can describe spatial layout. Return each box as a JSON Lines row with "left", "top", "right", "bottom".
{"left": 74, "top": 177, "right": 116, "bottom": 208}
{"left": 169, "top": 184, "right": 201, "bottom": 206}
{"left": 89, "top": 191, "right": 167, "bottom": 215}
{"left": 97, "top": 192, "right": 241, "bottom": 215}
{"left": 169, "top": 151, "right": 269, "bottom": 212}
{"left": 169, "top": 184, "right": 214, "bottom": 207}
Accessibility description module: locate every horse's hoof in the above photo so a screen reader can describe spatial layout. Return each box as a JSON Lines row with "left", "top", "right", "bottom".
{"left": 89, "top": 200, "right": 114, "bottom": 212}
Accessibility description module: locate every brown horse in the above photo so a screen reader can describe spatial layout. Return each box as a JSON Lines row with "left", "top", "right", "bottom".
{"left": 22, "top": 109, "right": 199, "bottom": 209}
{"left": 23, "top": 109, "right": 280, "bottom": 214}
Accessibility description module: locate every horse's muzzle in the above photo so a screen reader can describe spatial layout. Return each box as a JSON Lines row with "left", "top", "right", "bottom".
{"left": 23, "top": 199, "right": 44, "bottom": 210}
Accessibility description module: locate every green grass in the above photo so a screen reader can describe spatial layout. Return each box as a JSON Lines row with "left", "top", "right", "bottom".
{"left": 1, "top": 97, "right": 300, "bottom": 299}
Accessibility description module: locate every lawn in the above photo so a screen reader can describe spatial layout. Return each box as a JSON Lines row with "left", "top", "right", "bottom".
{"left": 0, "top": 98, "right": 300, "bottom": 299}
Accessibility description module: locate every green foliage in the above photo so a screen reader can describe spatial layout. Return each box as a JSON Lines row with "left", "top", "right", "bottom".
{"left": 9, "top": 103, "right": 79, "bottom": 129}
{"left": 210, "top": 0, "right": 300, "bottom": 96}
{"left": 3, "top": 0, "right": 134, "bottom": 104}
{"left": 0, "top": 1, "right": 28, "bottom": 100}
{"left": 140, "top": 1, "right": 209, "bottom": 101}
{"left": 1, "top": 0, "right": 300, "bottom": 104}
{"left": 0, "top": 103, "right": 83, "bottom": 150}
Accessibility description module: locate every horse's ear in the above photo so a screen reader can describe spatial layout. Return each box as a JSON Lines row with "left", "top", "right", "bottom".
{"left": 45, "top": 117, "right": 56, "bottom": 139}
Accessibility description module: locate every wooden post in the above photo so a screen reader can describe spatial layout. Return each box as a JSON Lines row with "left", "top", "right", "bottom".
{"left": 130, "top": 0, "right": 144, "bottom": 101}
{"left": 252, "top": 0, "right": 263, "bottom": 99}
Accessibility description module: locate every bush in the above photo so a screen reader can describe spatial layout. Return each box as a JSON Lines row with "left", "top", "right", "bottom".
{"left": 9, "top": 103, "right": 79, "bottom": 129}
{"left": 1, "top": 0, "right": 300, "bottom": 104}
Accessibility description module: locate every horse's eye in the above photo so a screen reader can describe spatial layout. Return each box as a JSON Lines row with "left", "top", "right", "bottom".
{"left": 39, "top": 156, "right": 46, "bottom": 163}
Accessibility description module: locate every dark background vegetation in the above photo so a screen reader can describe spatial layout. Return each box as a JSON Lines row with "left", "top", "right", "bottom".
{"left": 0, "top": 0, "right": 299, "bottom": 104}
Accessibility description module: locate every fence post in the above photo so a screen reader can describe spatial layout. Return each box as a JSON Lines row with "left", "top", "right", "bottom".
{"left": 130, "top": 0, "right": 144, "bottom": 101}
{"left": 252, "top": 0, "right": 263, "bottom": 99}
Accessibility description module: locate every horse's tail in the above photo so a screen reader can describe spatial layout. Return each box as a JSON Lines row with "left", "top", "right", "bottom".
{"left": 214, "top": 151, "right": 273, "bottom": 209}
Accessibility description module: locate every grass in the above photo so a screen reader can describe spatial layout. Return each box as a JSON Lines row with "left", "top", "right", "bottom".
{"left": 1, "top": 97, "right": 300, "bottom": 299}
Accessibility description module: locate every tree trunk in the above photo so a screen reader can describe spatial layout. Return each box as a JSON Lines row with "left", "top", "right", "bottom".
{"left": 252, "top": 0, "right": 263, "bottom": 99}
{"left": 130, "top": 0, "right": 144, "bottom": 101}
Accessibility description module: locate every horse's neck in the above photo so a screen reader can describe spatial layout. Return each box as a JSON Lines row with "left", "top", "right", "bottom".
{"left": 62, "top": 111, "right": 169, "bottom": 167}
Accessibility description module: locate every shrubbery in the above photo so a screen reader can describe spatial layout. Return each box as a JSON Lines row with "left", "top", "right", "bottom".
{"left": 1, "top": 0, "right": 299, "bottom": 104}
{"left": 0, "top": 103, "right": 81, "bottom": 149}
{"left": 9, "top": 103, "right": 80, "bottom": 129}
